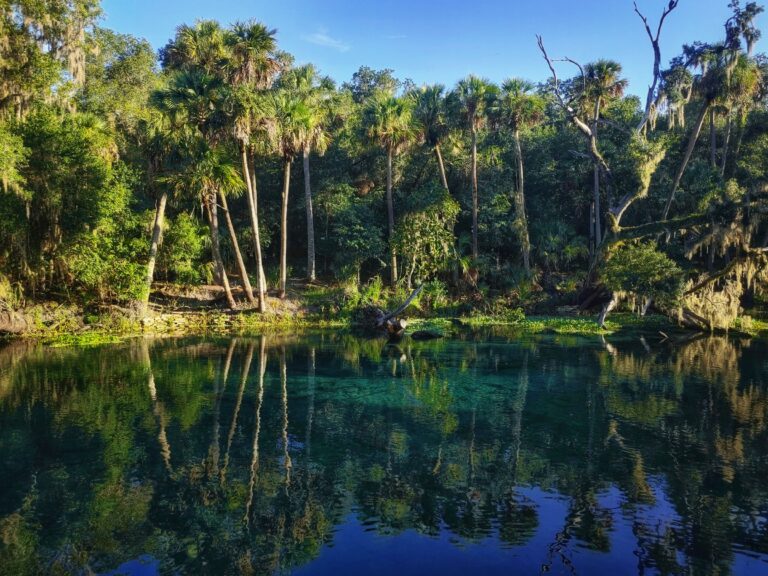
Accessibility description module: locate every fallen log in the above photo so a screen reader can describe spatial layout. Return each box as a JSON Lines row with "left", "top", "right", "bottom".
{"left": 354, "top": 285, "right": 423, "bottom": 337}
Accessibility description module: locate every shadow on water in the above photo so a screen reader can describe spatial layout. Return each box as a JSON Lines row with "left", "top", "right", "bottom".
{"left": 0, "top": 330, "right": 767, "bottom": 575}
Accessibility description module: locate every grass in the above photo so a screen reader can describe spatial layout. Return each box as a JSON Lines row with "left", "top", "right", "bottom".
{"left": 43, "top": 332, "right": 128, "bottom": 347}
{"left": 408, "top": 313, "right": 678, "bottom": 337}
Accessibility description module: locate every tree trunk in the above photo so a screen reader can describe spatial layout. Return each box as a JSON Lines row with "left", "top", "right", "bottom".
{"left": 386, "top": 146, "right": 398, "bottom": 286}
{"left": 434, "top": 144, "right": 449, "bottom": 192}
{"left": 141, "top": 191, "right": 167, "bottom": 315}
{"left": 512, "top": 129, "right": 531, "bottom": 275}
{"left": 250, "top": 155, "right": 268, "bottom": 301}
{"left": 279, "top": 158, "right": 291, "bottom": 299}
{"left": 731, "top": 112, "right": 746, "bottom": 178}
{"left": 471, "top": 127, "right": 479, "bottom": 260}
{"left": 720, "top": 111, "right": 732, "bottom": 180}
{"left": 598, "top": 292, "right": 618, "bottom": 327}
{"left": 709, "top": 108, "right": 717, "bottom": 168}
{"left": 241, "top": 145, "right": 267, "bottom": 312}
{"left": 207, "top": 193, "right": 236, "bottom": 309}
{"left": 303, "top": 146, "right": 316, "bottom": 282}
{"left": 593, "top": 98, "right": 602, "bottom": 248}
{"left": 662, "top": 101, "right": 710, "bottom": 219}
{"left": 219, "top": 192, "right": 255, "bottom": 304}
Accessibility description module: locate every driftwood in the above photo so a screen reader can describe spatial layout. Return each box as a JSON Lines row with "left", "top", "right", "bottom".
{"left": 355, "top": 284, "right": 424, "bottom": 337}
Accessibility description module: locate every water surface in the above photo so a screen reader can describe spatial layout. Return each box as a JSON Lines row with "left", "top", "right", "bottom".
{"left": 1, "top": 331, "right": 767, "bottom": 575}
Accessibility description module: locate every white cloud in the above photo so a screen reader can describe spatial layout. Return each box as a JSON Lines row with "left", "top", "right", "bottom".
{"left": 303, "top": 28, "right": 350, "bottom": 52}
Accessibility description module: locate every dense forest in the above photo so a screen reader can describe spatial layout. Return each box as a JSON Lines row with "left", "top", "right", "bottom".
{"left": 1, "top": 0, "right": 767, "bottom": 330}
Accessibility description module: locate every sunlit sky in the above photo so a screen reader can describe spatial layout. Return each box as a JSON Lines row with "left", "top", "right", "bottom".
{"left": 100, "top": 0, "right": 765, "bottom": 95}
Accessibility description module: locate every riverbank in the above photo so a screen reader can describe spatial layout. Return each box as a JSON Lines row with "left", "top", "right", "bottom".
{"left": 2, "top": 283, "right": 767, "bottom": 346}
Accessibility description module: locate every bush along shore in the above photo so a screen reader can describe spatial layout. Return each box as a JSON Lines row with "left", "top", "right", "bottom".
{"left": 2, "top": 280, "right": 766, "bottom": 347}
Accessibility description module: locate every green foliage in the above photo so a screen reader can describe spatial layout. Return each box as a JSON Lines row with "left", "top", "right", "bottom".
{"left": 393, "top": 186, "right": 460, "bottom": 285}
{"left": 316, "top": 183, "right": 385, "bottom": 280}
{"left": 0, "top": 124, "right": 28, "bottom": 197}
{"left": 602, "top": 242, "right": 685, "bottom": 306}
{"left": 158, "top": 212, "right": 208, "bottom": 283}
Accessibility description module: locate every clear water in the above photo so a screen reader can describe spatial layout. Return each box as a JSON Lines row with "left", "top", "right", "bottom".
{"left": 1, "top": 331, "right": 767, "bottom": 575}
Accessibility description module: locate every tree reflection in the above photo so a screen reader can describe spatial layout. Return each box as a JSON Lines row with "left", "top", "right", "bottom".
{"left": 0, "top": 332, "right": 766, "bottom": 575}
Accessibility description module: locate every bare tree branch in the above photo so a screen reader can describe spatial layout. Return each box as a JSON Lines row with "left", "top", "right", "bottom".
{"left": 634, "top": 0, "right": 680, "bottom": 133}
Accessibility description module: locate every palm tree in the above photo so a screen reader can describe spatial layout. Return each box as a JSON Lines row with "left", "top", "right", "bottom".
{"left": 264, "top": 90, "right": 308, "bottom": 298}
{"left": 582, "top": 60, "right": 627, "bottom": 248}
{"left": 410, "top": 84, "right": 451, "bottom": 192}
{"left": 663, "top": 44, "right": 732, "bottom": 219}
{"left": 279, "top": 65, "right": 332, "bottom": 282}
{"left": 153, "top": 71, "right": 254, "bottom": 303}
{"left": 717, "top": 54, "right": 761, "bottom": 178}
{"left": 498, "top": 79, "right": 546, "bottom": 275}
{"left": 363, "top": 90, "right": 414, "bottom": 286}
{"left": 450, "top": 76, "right": 497, "bottom": 260}
{"left": 225, "top": 20, "right": 280, "bottom": 311}
{"left": 160, "top": 20, "right": 228, "bottom": 75}
{"left": 164, "top": 144, "right": 245, "bottom": 308}
{"left": 138, "top": 112, "right": 179, "bottom": 316}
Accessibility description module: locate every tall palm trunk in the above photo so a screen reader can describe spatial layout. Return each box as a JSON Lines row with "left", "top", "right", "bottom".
{"left": 386, "top": 146, "right": 398, "bottom": 286}
{"left": 512, "top": 129, "right": 531, "bottom": 275}
{"left": 720, "top": 111, "right": 732, "bottom": 179}
{"left": 219, "top": 192, "right": 255, "bottom": 304}
{"left": 471, "top": 127, "right": 479, "bottom": 260}
{"left": 241, "top": 145, "right": 267, "bottom": 312}
{"left": 709, "top": 108, "right": 717, "bottom": 168}
{"left": 279, "top": 158, "right": 291, "bottom": 299}
{"left": 141, "top": 191, "right": 167, "bottom": 315}
{"left": 662, "top": 101, "right": 711, "bottom": 219}
{"left": 731, "top": 112, "right": 746, "bottom": 178}
{"left": 303, "top": 146, "right": 316, "bottom": 282}
{"left": 250, "top": 156, "right": 268, "bottom": 301}
{"left": 434, "top": 144, "right": 449, "bottom": 192}
{"left": 206, "top": 193, "right": 236, "bottom": 309}
{"left": 593, "top": 98, "right": 602, "bottom": 248}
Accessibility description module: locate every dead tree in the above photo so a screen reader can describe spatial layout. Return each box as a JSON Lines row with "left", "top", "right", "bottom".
{"left": 355, "top": 284, "right": 424, "bottom": 337}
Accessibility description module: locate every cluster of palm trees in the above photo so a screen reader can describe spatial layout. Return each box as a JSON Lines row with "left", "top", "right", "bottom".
{"left": 145, "top": 18, "right": 752, "bottom": 310}
{"left": 143, "top": 20, "right": 337, "bottom": 311}
{"left": 140, "top": 16, "right": 554, "bottom": 310}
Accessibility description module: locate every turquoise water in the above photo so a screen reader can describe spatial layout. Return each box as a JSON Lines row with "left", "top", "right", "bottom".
{"left": 1, "top": 331, "right": 767, "bottom": 575}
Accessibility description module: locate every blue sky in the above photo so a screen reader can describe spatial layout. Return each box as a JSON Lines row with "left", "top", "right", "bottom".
{"left": 100, "top": 0, "right": 765, "bottom": 96}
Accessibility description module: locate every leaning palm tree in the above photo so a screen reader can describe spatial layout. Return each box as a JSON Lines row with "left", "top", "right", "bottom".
{"left": 225, "top": 20, "right": 280, "bottom": 311}
{"left": 582, "top": 60, "right": 627, "bottom": 248}
{"left": 153, "top": 71, "right": 253, "bottom": 303}
{"left": 450, "top": 76, "right": 497, "bottom": 260}
{"left": 410, "top": 84, "right": 451, "bottom": 192}
{"left": 662, "top": 44, "right": 734, "bottom": 219}
{"left": 164, "top": 145, "right": 245, "bottom": 309}
{"left": 362, "top": 90, "right": 414, "bottom": 286}
{"left": 264, "top": 90, "right": 309, "bottom": 298}
{"left": 498, "top": 78, "right": 546, "bottom": 275}
{"left": 138, "top": 110, "right": 179, "bottom": 316}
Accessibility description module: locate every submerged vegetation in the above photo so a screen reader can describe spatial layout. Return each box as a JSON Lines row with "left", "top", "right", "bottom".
{"left": 1, "top": 1, "right": 768, "bottom": 336}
